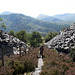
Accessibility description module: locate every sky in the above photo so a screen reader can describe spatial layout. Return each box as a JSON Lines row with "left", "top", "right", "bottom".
{"left": 0, "top": 0, "right": 75, "bottom": 17}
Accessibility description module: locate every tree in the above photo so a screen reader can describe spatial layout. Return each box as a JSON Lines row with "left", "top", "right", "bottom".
{"left": 15, "top": 30, "right": 27, "bottom": 43}
{"left": 61, "top": 27, "right": 66, "bottom": 31}
{"left": 45, "top": 32, "right": 58, "bottom": 42}
{"left": 8, "top": 30, "right": 15, "bottom": 36}
{"left": 0, "top": 18, "right": 6, "bottom": 66}
{"left": 0, "top": 18, "right": 6, "bottom": 29}
{"left": 29, "top": 31, "right": 42, "bottom": 47}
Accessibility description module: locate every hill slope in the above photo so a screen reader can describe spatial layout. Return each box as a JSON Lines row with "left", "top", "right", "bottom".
{"left": 37, "top": 13, "right": 75, "bottom": 24}
{"left": 54, "top": 13, "right": 75, "bottom": 22}
{"left": 36, "top": 14, "right": 63, "bottom": 22}
{"left": 0, "top": 13, "right": 69, "bottom": 34}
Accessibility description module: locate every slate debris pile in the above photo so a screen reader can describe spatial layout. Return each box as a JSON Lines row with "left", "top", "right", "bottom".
{"left": 0, "top": 30, "right": 27, "bottom": 58}
{"left": 46, "top": 23, "right": 75, "bottom": 53}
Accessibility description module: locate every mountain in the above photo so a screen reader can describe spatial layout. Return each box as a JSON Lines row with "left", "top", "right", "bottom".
{"left": 53, "top": 13, "right": 75, "bottom": 22}
{"left": 37, "top": 13, "right": 75, "bottom": 24}
{"left": 0, "top": 13, "right": 69, "bottom": 35}
{"left": 0, "top": 11, "right": 12, "bottom": 15}
{"left": 36, "top": 14, "right": 63, "bottom": 22}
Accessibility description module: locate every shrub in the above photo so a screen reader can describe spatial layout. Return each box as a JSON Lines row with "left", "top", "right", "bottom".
{"left": 41, "top": 47, "right": 75, "bottom": 75}
{"left": 13, "top": 61, "right": 24, "bottom": 75}
{"left": 50, "top": 61, "right": 57, "bottom": 67}
{"left": 0, "top": 66, "right": 14, "bottom": 75}
{"left": 0, "top": 48, "right": 38, "bottom": 75}
{"left": 24, "top": 60, "right": 35, "bottom": 72}
{"left": 52, "top": 69, "right": 61, "bottom": 75}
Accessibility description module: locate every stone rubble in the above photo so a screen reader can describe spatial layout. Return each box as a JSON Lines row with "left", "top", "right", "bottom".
{"left": 0, "top": 30, "right": 28, "bottom": 59}
{"left": 45, "top": 23, "right": 75, "bottom": 53}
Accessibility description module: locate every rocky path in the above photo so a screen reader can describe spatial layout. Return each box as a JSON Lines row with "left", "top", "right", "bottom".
{"left": 32, "top": 56, "right": 44, "bottom": 75}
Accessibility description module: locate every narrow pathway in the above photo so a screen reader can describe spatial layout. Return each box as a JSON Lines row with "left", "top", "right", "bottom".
{"left": 32, "top": 56, "right": 44, "bottom": 75}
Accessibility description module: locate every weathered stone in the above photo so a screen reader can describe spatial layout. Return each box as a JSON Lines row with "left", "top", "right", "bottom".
{"left": 45, "top": 23, "right": 75, "bottom": 53}
{"left": 0, "top": 30, "right": 28, "bottom": 59}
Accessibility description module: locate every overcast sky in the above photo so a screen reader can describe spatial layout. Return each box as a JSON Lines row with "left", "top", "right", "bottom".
{"left": 0, "top": 0, "right": 75, "bottom": 17}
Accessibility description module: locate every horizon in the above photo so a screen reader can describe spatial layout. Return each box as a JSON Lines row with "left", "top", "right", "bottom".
{"left": 0, "top": 11, "right": 75, "bottom": 18}
{"left": 0, "top": 0, "right": 75, "bottom": 17}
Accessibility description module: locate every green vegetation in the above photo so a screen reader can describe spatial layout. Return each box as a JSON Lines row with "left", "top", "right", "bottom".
{"left": 37, "top": 14, "right": 75, "bottom": 23}
{"left": 8, "top": 30, "right": 43, "bottom": 47}
{"left": 61, "top": 27, "right": 66, "bottom": 31}
{"left": 0, "top": 48, "right": 39, "bottom": 75}
{"left": 45, "top": 32, "right": 58, "bottom": 42}
{"left": 8, "top": 30, "right": 15, "bottom": 36}
{"left": 0, "top": 47, "right": 75, "bottom": 75}
{"left": 29, "top": 31, "right": 43, "bottom": 47}
{"left": 0, "top": 18, "right": 6, "bottom": 29}
{"left": 1, "top": 14, "right": 75, "bottom": 75}
{"left": 54, "top": 13, "right": 75, "bottom": 22}
{"left": 37, "top": 14, "right": 63, "bottom": 22}
{"left": 0, "top": 14, "right": 69, "bottom": 35}
{"left": 9, "top": 30, "right": 58, "bottom": 47}
{"left": 8, "top": 30, "right": 58, "bottom": 47}
{"left": 15, "top": 30, "right": 27, "bottom": 43}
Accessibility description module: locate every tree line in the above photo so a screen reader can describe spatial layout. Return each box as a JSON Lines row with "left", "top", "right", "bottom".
{"left": 8, "top": 30, "right": 58, "bottom": 47}
{"left": 0, "top": 18, "right": 58, "bottom": 47}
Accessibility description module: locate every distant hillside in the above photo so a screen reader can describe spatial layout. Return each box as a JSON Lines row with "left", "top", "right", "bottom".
{"left": 0, "top": 13, "right": 69, "bottom": 35}
{"left": 53, "top": 13, "right": 75, "bottom": 22}
{"left": 36, "top": 14, "right": 62, "bottom": 22}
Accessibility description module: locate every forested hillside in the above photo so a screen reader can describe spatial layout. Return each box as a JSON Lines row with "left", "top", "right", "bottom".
{"left": 37, "top": 14, "right": 75, "bottom": 24}
{"left": 37, "top": 14, "right": 63, "bottom": 22}
{"left": 54, "top": 13, "right": 75, "bottom": 22}
{"left": 0, "top": 13, "right": 69, "bottom": 35}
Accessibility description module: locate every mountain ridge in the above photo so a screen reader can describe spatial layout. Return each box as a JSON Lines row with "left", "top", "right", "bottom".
{"left": 0, "top": 11, "right": 13, "bottom": 15}
{"left": 53, "top": 13, "right": 75, "bottom": 22}
{"left": 36, "top": 14, "right": 63, "bottom": 22}
{"left": 0, "top": 13, "right": 70, "bottom": 35}
{"left": 36, "top": 13, "right": 75, "bottom": 23}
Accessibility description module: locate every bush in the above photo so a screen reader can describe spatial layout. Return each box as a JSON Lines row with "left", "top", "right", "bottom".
{"left": 24, "top": 60, "right": 35, "bottom": 72}
{"left": 0, "top": 48, "right": 38, "bottom": 75}
{"left": 13, "top": 61, "right": 24, "bottom": 75}
{"left": 0, "top": 66, "right": 14, "bottom": 75}
{"left": 45, "top": 32, "right": 58, "bottom": 42}
{"left": 41, "top": 47, "right": 75, "bottom": 75}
